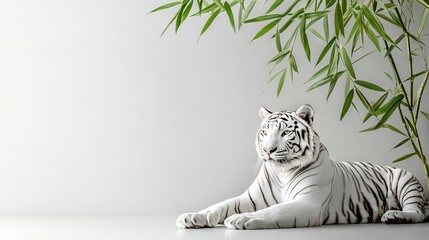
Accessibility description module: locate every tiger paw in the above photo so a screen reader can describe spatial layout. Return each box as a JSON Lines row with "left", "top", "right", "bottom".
{"left": 224, "top": 213, "right": 268, "bottom": 230}
{"left": 176, "top": 212, "right": 220, "bottom": 229}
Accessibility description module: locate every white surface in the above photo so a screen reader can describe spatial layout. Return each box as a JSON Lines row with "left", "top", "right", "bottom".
{"left": 0, "top": 0, "right": 427, "bottom": 215}
{"left": 0, "top": 216, "right": 427, "bottom": 240}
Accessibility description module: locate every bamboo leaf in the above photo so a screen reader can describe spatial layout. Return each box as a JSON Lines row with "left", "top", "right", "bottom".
{"left": 354, "top": 80, "right": 386, "bottom": 92}
{"left": 277, "top": 69, "right": 286, "bottom": 96}
{"left": 356, "top": 88, "right": 373, "bottom": 112}
{"left": 382, "top": 124, "right": 407, "bottom": 136}
{"left": 300, "top": 15, "right": 311, "bottom": 61}
{"left": 361, "top": 94, "right": 404, "bottom": 132}
{"left": 341, "top": 88, "right": 355, "bottom": 120}
{"left": 200, "top": 9, "right": 221, "bottom": 36}
{"left": 290, "top": 54, "right": 299, "bottom": 72}
{"left": 307, "top": 76, "right": 332, "bottom": 92}
{"left": 279, "top": 8, "right": 304, "bottom": 33}
{"left": 160, "top": 12, "right": 178, "bottom": 36}
{"left": 252, "top": 19, "right": 281, "bottom": 41}
{"left": 245, "top": 14, "right": 283, "bottom": 23}
{"left": 309, "top": 28, "right": 325, "bottom": 41}
{"left": 384, "top": 34, "right": 405, "bottom": 58}
{"left": 334, "top": 3, "right": 344, "bottom": 37}
{"left": 306, "top": 65, "right": 329, "bottom": 83}
{"left": 267, "top": 69, "right": 285, "bottom": 83}
{"left": 307, "top": 71, "right": 345, "bottom": 92}
{"left": 346, "top": 13, "right": 361, "bottom": 44}
{"left": 268, "top": 49, "right": 290, "bottom": 64}
{"left": 150, "top": 1, "right": 181, "bottom": 13}
{"left": 323, "top": 15, "right": 329, "bottom": 42}
{"left": 224, "top": 1, "right": 236, "bottom": 32}
{"left": 267, "top": 0, "right": 284, "bottom": 13}
{"left": 405, "top": 117, "right": 417, "bottom": 136}
{"left": 363, "top": 92, "right": 388, "bottom": 122}
{"left": 392, "top": 138, "right": 411, "bottom": 150}
{"left": 392, "top": 152, "right": 417, "bottom": 163}
{"left": 418, "top": 8, "right": 429, "bottom": 36}
{"left": 417, "top": 0, "right": 429, "bottom": 9}
{"left": 422, "top": 111, "right": 429, "bottom": 120}
{"left": 342, "top": 49, "right": 356, "bottom": 79}
{"left": 275, "top": 27, "right": 282, "bottom": 52}
{"left": 316, "top": 37, "right": 336, "bottom": 66}
{"left": 242, "top": 0, "right": 257, "bottom": 23}
{"left": 363, "top": 24, "right": 381, "bottom": 51}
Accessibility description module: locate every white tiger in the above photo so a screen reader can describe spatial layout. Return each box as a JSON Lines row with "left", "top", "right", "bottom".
{"left": 176, "top": 104, "right": 429, "bottom": 229}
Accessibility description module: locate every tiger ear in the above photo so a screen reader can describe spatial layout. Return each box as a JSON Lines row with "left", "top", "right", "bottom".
{"left": 296, "top": 104, "right": 314, "bottom": 126}
{"left": 259, "top": 107, "right": 272, "bottom": 120}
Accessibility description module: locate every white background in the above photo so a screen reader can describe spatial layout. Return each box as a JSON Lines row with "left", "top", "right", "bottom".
{"left": 0, "top": 0, "right": 427, "bottom": 215}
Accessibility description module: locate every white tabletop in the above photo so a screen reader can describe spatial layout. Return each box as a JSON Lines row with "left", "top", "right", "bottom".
{"left": 0, "top": 215, "right": 427, "bottom": 240}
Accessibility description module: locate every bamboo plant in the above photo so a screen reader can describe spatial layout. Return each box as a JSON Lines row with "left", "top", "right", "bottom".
{"left": 151, "top": 0, "right": 429, "bottom": 189}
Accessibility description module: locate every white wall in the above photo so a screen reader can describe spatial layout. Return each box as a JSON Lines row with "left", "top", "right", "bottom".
{"left": 0, "top": 0, "right": 427, "bottom": 215}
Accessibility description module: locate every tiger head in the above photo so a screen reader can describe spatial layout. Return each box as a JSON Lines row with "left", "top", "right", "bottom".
{"left": 256, "top": 104, "right": 320, "bottom": 169}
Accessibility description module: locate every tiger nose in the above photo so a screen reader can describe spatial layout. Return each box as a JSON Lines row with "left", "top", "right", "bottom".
{"left": 263, "top": 147, "right": 277, "bottom": 155}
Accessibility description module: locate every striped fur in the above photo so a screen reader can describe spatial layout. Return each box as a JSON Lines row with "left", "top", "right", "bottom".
{"left": 176, "top": 104, "right": 428, "bottom": 229}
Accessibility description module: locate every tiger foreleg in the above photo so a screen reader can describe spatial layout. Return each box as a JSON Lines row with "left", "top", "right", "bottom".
{"left": 176, "top": 191, "right": 263, "bottom": 229}
{"left": 224, "top": 200, "right": 322, "bottom": 229}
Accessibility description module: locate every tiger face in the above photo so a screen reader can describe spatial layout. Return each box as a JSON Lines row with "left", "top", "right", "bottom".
{"left": 255, "top": 104, "right": 319, "bottom": 169}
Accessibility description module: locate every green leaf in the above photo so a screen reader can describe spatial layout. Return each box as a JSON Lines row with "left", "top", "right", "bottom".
{"left": 341, "top": 49, "right": 356, "bottom": 79}
{"left": 181, "top": 1, "right": 193, "bottom": 23}
{"left": 323, "top": 15, "right": 329, "bottom": 42}
{"left": 252, "top": 19, "right": 281, "bottom": 41}
{"left": 277, "top": 69, "right": 286, "bottom": 97}
{"left": 418, "top": 9, "right": 429, "bottom": 36}
{"left": 334, "top": 3, "right": 344, "bottom": 37}
{"left": 160, "top": 12, "right": 178, "bottom": 36}
{"left": 363, "top": 24, "right": 381, "bottom": 51}
{"left": 304, "top": 10, "right": 330, "bottom": 19}
{"left": 268, "top": 49, "right": 290, "bottom": 64}
{"left": 267, "top": 69, "right": 285, "bottom": 83}
{"left": 275, "top": 27, "right": 282, "bottom": 52}
{"left": 422, "top": 111, "right": 429, "bottom": 120}
{"left": 309, "top": 28, "right": 325, "bottom": 41}
{"left": 382, "top": 124, "right": 407, "bottom": 136}
{"left": 278, "top": 8, "right": 304, "bottom": 33}
{"left": 307, "top": 71, "right": 345, "bottom": 92}
{"left": 361, "top": 94, "right": 404, "bottom": 132}
{"left": 245, "top": 14, "right": 283, "bottom": 23}
{"left": 224, "top": 1, "right": 236, "bottom": 32}
{"left": 354, "top": 80, "right": 385, "bottom": 92}
{"left": 200, "top": 9, "right": 221, "bottom": 36}
{"left": 384, "top": 34, "right": 405, "bottom": 58}
{"left": 363, "top": 92, "right": 388, "bottom": 123}
{"left": 346, "top": 13, "right": 361, "bottom": 44}
{"left": 341, "top": 88, "right": 355, "bottom": 120}
{"left": 150, "top": 1, "right": 181, "bottom": 13}
{"left": 392, "top": 152, "right": 417, "bottom": 163}
{"left": 306, "top": 65, "right": 329, "bottom": 83}
{"left": 290, "top": 54, "right": 299, "bottom": 72}
{"left": 242, "top": 0, "right": 257, "bottom": 23}
{"left": 300, "top": 15, "right": 311, "bottom": 61}
{"left": 316, "top": 37, "right": 336, "bottom": 66}
{"left": 376, "top": 13, "right": 401, "bottom": 27}
{"left": 417, "top": 0, "right": 429, "bottom": 9}
{"left": 267, "top": 0, "right": 284, "bottom": 13}
{"left": 356, "top": 88, "right": 373, "bottom": 112}
{"left": 392, "top": 138, "right": 410, "bottom": 150}
{"left": 326, "top": 73, "right": 340, "bottom": 100}
{"left": 307, "top": 76, "right": 332, "bottom": 92}
{"left": 405, "top": 117, "right": 417, "bottom": 136}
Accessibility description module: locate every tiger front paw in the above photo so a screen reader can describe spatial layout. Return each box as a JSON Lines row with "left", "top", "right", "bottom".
{"left": 176, "top": 211, "right": 220, "bottom": 229}
{"left": 224, "top": 213, "right": 268, "bottom": 230}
